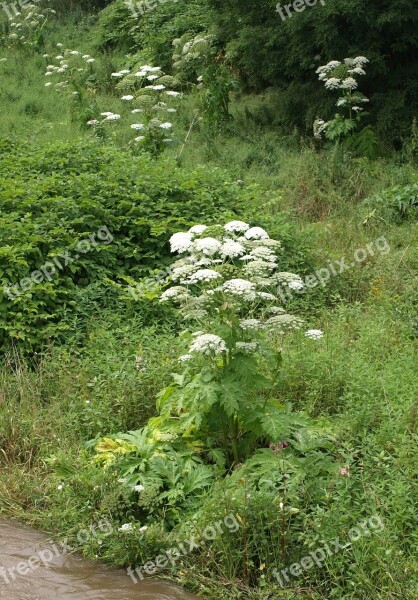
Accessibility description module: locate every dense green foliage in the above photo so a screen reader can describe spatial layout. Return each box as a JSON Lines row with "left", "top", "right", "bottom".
{"left": 0, "top": 139, "right": 245, "bottom": 348}
{"left": 207, "top": 0, "right": 418, "bottom": 141}
{"left": 92, "top": 0, "right": 418, "bottom": 144}
{"left": 0, "top": 3, "right": 417, "bottom": 600}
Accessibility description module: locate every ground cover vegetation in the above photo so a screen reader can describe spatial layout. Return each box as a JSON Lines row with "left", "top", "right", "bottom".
{"left": 0, "top": 1, "right": 417, "bottom": 599}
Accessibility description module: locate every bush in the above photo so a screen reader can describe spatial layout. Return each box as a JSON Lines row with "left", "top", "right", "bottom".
{"left": 0, "top": 138, "right": 245, "bottom": 349}
{"left": 94, "top": 0, "right": 210, "bottom": 70}
{"left": 361, "top": 181, "right": 418, "bottom": 225}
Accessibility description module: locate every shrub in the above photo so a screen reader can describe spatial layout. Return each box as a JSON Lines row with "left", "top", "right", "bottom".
{"left": 0, "top": 138, "right": 245, "bottom": 349}
{"left": 361, "top": 181, "right": 418, "bottom": 225}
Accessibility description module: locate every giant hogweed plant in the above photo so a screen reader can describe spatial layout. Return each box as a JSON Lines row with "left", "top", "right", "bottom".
{"left": 314, "top": 56, "right": 379, "bottom": 159}
{"left": 94, "top": 221, "right": 320, "bottom": 522}
{"left": 149, "top": 221, "right": 310, "bottom": 467}
{"left": 91, "top": 61, "right": 182, "bottom": 156}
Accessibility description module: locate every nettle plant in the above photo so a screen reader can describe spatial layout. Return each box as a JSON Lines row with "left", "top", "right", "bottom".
{"left": 152, "top": 221, "right": 309, "bottom": 467}
{"left": 4, "top": 2, "right": 56, "bottom": 49}
{"left": 90, "top": 62, "right": 181, "bottom": 156}
{"left": 314, "top": 56, "right": 378, "bottom": 158}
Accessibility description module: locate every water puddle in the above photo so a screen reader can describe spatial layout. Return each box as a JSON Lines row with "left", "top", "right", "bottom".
{"left": 0, "top": 519, "right": 198, "bottom": 599}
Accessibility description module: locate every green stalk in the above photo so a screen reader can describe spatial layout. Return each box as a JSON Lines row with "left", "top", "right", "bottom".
{"left": 230, "top": 415, "right": 239, "bottom": 465}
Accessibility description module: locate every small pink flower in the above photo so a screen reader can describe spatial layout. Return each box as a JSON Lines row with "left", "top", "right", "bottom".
{"left": 270, "top": 441, "right": 289, "bottom": 455}
{"left": 339, "top": 465, "right": 350, "bottom": 477}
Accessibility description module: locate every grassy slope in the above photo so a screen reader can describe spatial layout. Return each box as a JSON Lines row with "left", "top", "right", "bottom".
{"left": 0, "top": 11, "right": 417, "bottom": 600}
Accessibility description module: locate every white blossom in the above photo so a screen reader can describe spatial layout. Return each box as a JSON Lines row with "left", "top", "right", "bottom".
{"left": 170, "top": 232, "right": 193, "bottom": 254}
{"left": 341, "top": 77, "right": 358, "bottom": 90}
{"left": 245, "top": 227, "right": 269, "bottom": 240}
{"left": 160, "top": 286, "right": 189, "bottom": 302}
{"left": 353, "top": 56, "right": 369, "bottom": 67}
{"left": 189, "top": 224, "right": 207, "bottom": 235}
{"left": 349, "top": 67, "right": 366, "bottom": 76}
{"left": 119, "top": 523, "right": 134, "bottom": 533}
{"left": 324, "top": 78, "right": 341, "bottom": 90}
{"left": 194, "top": 237, "right": 221, "bottom": 256}
{"left": 257, "top": 292, "right": 276, "bottom": 300}
{"left": 266, "top": 314, "right": 304, "bottom": 331}
{"left": 220, "top": 240, "right": 246, "bottom": 259}
{"left": 188, "top": 269, "right": 222, "bottom": 283}
{"left": 268, "top": 307, "right": 286, "bottom": 315}
{"left": 171, "top": 264, "right": 198, "bottom": 281}
{"left": 288, "top": 280, "right": 305, "bottom": 291}
{"left": 235, "top": 342, "right": 258, "bottom": 354}
{"left": 189, "top": 334, "right": 227, "bottom": 355}
{"left": 305, "top": 329, "right": 324, "bottom": 340}
{"left": 243, "top": 260, "right": 276, "bottom": 277}
{"left": 313, "top": 118, "right": 329, "bottom": 139}
{"left": 250, "top": 246, "right": 277, "bottom": 261}
{"left": 223, "top": 279, "right": 256, "bottom": 300}
{"left": 239, "top": 319, "right": 263, "bottom": 331}
{"left": 224, "top": 220, "right": 249, "bottom": 233}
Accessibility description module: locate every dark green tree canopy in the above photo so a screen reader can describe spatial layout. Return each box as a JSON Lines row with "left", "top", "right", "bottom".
{"left": 206, "top": 0, "right": 418, "bottom": 140}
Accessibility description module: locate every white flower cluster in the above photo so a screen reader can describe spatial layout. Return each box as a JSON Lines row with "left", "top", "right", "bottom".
{"left": 305, "top": 329, "right": 324, "bottom": 340}
{"left": 189, "top": 333, "right": 227, "bottom": 356}
{"left": 222, "top": 278, "right": 256, "bottom": 300}
{"left": 105, "top": 63, "right": 181, "bottom": 146}
{"left": 44, "top": 46, "right": 96, "bottom": 96}
{"left": 274, "top": 272, "right": 304, "bottom": 286}
{"left": 189, "top": 269, "right": 222, "bottom": 283}
{"left": 170, "top": 232, "right": 193, "bottom": 253}
{"left": 316, "top": 57, "right": 368, "bottom": 88}
{"left": 239, "top": 319, "right": 264, "bottom": 331}
{"left": 160, "top": 286, "right": 190, "bottom": 302}
{"left": 235, "top": 341, "right": 258, "bottom": 354}
{"left": 266, "top": 314, "right": 304, "bottom": 332}
{"left": 161, "top": 222, "right": 307, "bottom": 359}
{"left": 221, "top": 240, "right": 246, "bottom": 259}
